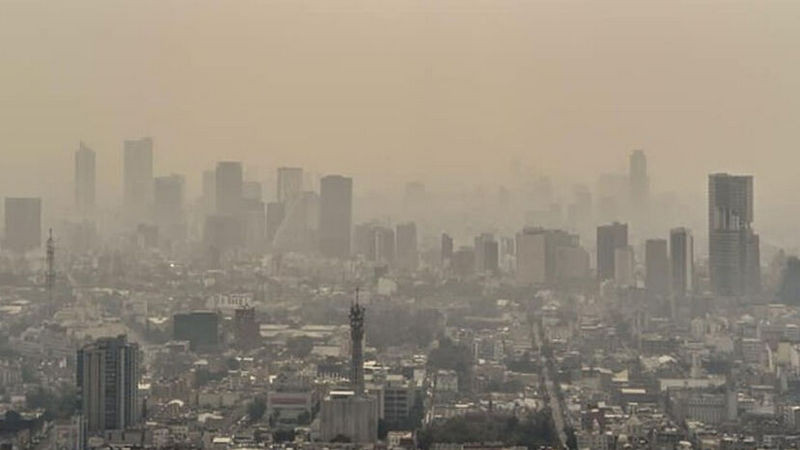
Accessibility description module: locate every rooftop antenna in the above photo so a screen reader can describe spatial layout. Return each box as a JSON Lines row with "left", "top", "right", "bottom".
{"left": 349, "top": 286, "right": 365, "bottom": 395}
{"left": 46, "top": 228, "right": 55, "bottom": 305}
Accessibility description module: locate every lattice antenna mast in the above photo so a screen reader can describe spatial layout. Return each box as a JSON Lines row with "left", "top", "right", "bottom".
{"left": 46, "top": 228, "right": 55, "bottom": 303}
{"left": 349, "top": 287, "right": 365, "bottom": 396}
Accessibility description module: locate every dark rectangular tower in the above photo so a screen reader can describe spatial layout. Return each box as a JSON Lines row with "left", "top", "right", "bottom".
{"left": 596, "top": 222, "right": 628, "bottom": 281}
{"left": 708, "top": 174, "right": 760, "bottom": 296}
{"left": 75, "top": 142, "right": 96, "bottom": 215}
{"left": 319, "top": 175, "right": 353, "bottom": 258}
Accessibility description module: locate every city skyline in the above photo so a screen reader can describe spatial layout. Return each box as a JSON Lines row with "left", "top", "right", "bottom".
{"left": 0, "top": 1, "right": 798, "bottom": 448}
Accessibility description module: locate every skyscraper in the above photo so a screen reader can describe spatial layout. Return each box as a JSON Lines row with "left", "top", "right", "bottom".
{"left": 266, "top": 201, "right": 285, "bottom": 246}
{"left": 395, "top": 222, "right": 418, "bottom": 271}
{"left": 474, "top": 233, "right": 499, "bottom": 274}
{"left": 516, "top": 228, "right": 583, "bottom": 285}
{"left": 596, "top": 222, "right": 628, "bottom": 281}
{"left": 215, "top": 161, "right": 243, "bottom": 216}
{"left": 77, "top": 335, "right": 140, "bottom": 434}
{"left": 201, "top": 169, "right": 216, "bottom": 214}
{"left": 242, "top": 198, "right": 266, "bottom": 249}
{"left": 154, "top": 174, "right": 185, "bottom": 242}
{"left": 353, "top": 223, "right": 395, "bottom": 264}
{"left": 614, "top": 246, "right": 635, "bottom": 286}
{"left": 277, "top": 167, "right": 303, "bottom": 204}
{"left": 629, "top": 149, "right": 649, "bottom": 215}
{"left": 708, "top": 174, "right": 761, "bottom": 296}
{"left": 670, "top": 227, "right": 694, "bottom": 297}
{"left": 75, "top": 142, "right": 95, "bottom": 215}
{"left": 123, "top": 137, "right": 153, "bottom": 216}
{"left": 319, "top": 175, "right": 353, "bottom": 258}
{"left": 441, "top": 233, "right": 454, "bottom": 267}
{"left": 645, "top": 239, "right": 670, "bottom": 296}
{"left": 3, "top": 197, "right": 41, "bottom": 253}
{"left": 272, "top": 191, "right": 319, "bottom": 253}
{"left": 243, "top": 181, "right": 262, "bottom": 201}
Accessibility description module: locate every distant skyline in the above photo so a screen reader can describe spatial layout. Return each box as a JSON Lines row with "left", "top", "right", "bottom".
{"left": 1, "top": 0, "right": 799, "bottom": 247}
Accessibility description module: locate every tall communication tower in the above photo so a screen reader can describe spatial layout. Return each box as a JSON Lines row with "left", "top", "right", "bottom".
{"left": 46, "top": 228, "right": 55, "bottom": 303}
{"left": 349, "top": 287, "right": 365, "bottom": 396}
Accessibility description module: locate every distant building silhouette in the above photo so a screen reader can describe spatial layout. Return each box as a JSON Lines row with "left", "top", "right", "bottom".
{"left": 242, "top": 197, "right": 266, "bottom": 249}
{"left": 319, "top": 175, "right": 353, "bottom": 258}
{"left": 272, "top": 191, "right": 318, "bottom": 253}
{"left": 353, "top": 223, "right": 394, "bottom": 265}
{"left": 242, "top": 181, "right": 262, "bottom": 201}
{"left": 670, "top": 227, "right": 694, "bottom": 297}
{"left": 201, "top": 169, "right": 216, "bottom": 214}
{"left": 215, "top": 161, "right": 243, "bottom": 216}
{"left": 645, "top": 239, "right": 670, "bottom": 296}
{"left": 516, "top": 228, "right": 585, "bottom": 285}
{"left": 277, "top": 167, "right": 303, "bottom": 204}
{"left": 3, "top": 197, "right": 41, "bottom": 253}
{"left": 778, "top": 257, "right": 800, "bottom": 305}
{"left": 395, "top": 222, "right": 419, "bottom": 271}
{"left": 75, "top": 142, "right": 96, "bottom": 215}
{"left": 474, "top": 233, "right": 499, "bottom": 274}
{"left": 123, "top": 137, "right": 153, "bottom": 218}
{"left": 154, "top": 174, "right": 185, "bottom": 243}
{"left": 708, "top": 174, "right": 761, "bottom": 296}
{"left": 614, "top": 246, "right": 635, "bottom": 286}
{"left": 597, "top": 222, "right": 628, "bottom": 281}
{"left": 266, "top": 201, "right": 286, "bottom": 246}
{"left": 440, "top": 233, "right": 454, "bottom": 268}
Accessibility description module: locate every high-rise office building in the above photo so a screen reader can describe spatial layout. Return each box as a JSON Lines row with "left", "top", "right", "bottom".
{"left": 277, "top": 167, "right": 303, "bottom": 204}
{"left": 395, "top": 222, "right": 418, "bottom": 271}
{"left": 154, "top": 174, "right": 185, "bottom": 242}
{"left": 708, "top": 174, "right": 761, "bottom": 296}
{"left": 441, "top": 233, "right": 454, "bottom": 267}
{"left": 319, "top": 175, "right": 353, "bottom": 258}
{"left": 243, "top": 181, "right": 263, "bottom": 201}
{"left": 266, "top": 201, "right": 286, "bottom": 246}
{"left": 629, "top": 150, "right": 649, "bottom": 214}
{"left": 670, "top": 227, "right": 694, "bottom": 297}
{"left": 474, "top": 233, "right": 499, "bottom": 274}
{"left": 3, "top": 197, "right": 41, "bottom": 253}
{"left": 614, "top": 246, "right": 635, "bottom": 286}
{"left": 75, "top": 142, "right": 96, "bottom": 215}
{"left": 77, "top": 335, "right": 140, "bottom": 434}
{"left": 243, "top": 198, "right": 266, "bottom": 249}
{"left": 353, "top": 223, "right": 395, "bottom": 264}
{"left": 215, "top": 161, "right": 243, "bottom": 216}
{"left": 272, "top": 191, "right": 319, "bottom": 253}
{"left": 597, "top": 222, "right": 628, "bottom": 281}
{"left": 516, "top": 228, "right": 583, "bottom": 285}
{"left": 123, "top": 137, "right": 153, "bottom": 216}
{"left": 645, "top": 239, "right": 670, "bottom": 296}
{"left": 201, "top": 169, "right": 216, "bottom": 214}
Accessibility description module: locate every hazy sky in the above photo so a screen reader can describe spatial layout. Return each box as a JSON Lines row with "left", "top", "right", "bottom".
{"left": 1, "top": 0, "right": 799, "bottom": 217}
